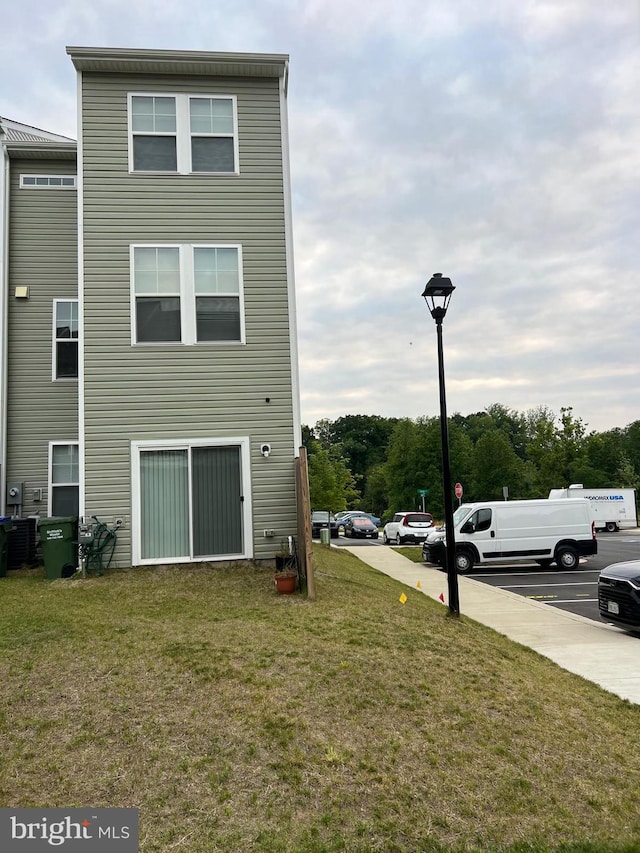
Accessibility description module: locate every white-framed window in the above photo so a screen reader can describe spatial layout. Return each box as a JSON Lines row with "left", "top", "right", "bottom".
{"left": 20, "top": 175, "right": 76, "bottom": 188}
{"left": 53, "top": 299, "right": 79, "bottom": 379}
{"left": 128, "top": 93, "right": 238, "bottom": 174}
{"left": 130, "top": 244, "right": 244, "bottom": 345}
{"left": 49, "top": 442, "right": 79, "bottom": 517}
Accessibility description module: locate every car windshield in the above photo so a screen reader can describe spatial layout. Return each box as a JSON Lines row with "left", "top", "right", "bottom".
{"left": 353, "top": 518, "right": 371, "bottom": 526}
{"left": 312, "top": 511, "right": 331, "bottom": 521}
{"left": 453, "top": 506, "right": 473, "bottom": 526}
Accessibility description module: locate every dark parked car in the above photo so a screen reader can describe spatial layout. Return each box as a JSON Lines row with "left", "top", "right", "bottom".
{"left": 311, "top": 511, "right": 339, "bottom": 539}
{"left": 598, "top": 561, "right": 640, "bottom": 633}
{"left": 335, "top": 510, "right": 381, "bottom": 533}
{"left": 344, "top": 516, "right": 379, "bottom": 539}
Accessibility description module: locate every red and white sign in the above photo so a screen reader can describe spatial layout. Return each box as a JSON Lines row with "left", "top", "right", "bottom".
{"left": 454, "top": 482, "right": 463, "bottom": 499}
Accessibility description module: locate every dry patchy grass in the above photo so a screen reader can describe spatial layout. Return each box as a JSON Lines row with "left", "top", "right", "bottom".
{"left": 1, "top": 547, "right": 639, "bottom": 852}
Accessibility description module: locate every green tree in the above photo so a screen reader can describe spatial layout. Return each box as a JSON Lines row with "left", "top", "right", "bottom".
{"left": 615, "top": 454, "right": 638, "bottom": 489}
{"left": 363, "top": 464, "right": 388, "bottom": 519}
{"left": 308, "top": 448, "right": 358, "bottom": 512}
{"left": 451, "top": 410, "right": 494, "bottom": 445}
{"left": 384, "top": 419, "right": 423, "bottom": 514}
{"left": 382, "top": 416, "right": 468, "bottom": 521}
{"left": 625, "top": 420, "right": 640, "bottom": 476}
{"left": 312, "top": 418, "right": 334, "bottom": 449}
{"left": 484, "top": 403, "right": 529, "bottom": 460}
{"left": 329, "top": 415, "right": 397, "bottom": 473}
{"left": 471, "top": 430, "right": 527, "bottom": 500}
{"left": 449, "top": 423, "right": 475, "bottom": 503}
{"left": 301, "top": 424, "right": 320, "bottom": 456}
{"left": 413, "top": 417, "right": 444, "bottom": 518}
{"left": 525, "top": 406, "right": 588, "bottom": 492}
{"left": 307, "top": 414, "right": 398, "bottom": 506}
{"left": 583, "top": 429, "right": 626, "bottom": 484}
{"left": 305, "top": 405, "right": 637, "bottom": 519}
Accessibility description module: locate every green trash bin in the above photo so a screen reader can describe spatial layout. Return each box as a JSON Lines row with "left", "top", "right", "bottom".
{"left": 39, "top": 517, "right": 77, "bottom": 579}
{"left": 0, "top": 517, "right": 13, "bottom": 578}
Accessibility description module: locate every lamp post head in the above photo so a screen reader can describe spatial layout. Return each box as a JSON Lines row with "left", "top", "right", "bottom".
{"left": 422, "top": 272, "right": 455, "bottom": 322}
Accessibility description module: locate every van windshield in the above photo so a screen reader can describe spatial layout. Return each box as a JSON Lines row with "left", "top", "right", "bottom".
{"left": 453, "top": 506, "right": 473, "bottom": 526}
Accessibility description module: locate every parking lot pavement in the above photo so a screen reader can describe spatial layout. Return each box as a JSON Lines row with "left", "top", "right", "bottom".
{"left": 341, "top": 544, "right": 640, "bottom": 704}
{"left": 471, "top": 567, "right": 601, "bottom": 621}
{"left": 466, "top": 531, "right": 640, "bottom": 621}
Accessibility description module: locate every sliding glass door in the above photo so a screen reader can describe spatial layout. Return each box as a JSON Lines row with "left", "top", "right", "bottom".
{"left": 139, "top": 444, "right": 243, "bottom": 561}
{"left": 192, "top": 446, "right": 242, "bottom": 557}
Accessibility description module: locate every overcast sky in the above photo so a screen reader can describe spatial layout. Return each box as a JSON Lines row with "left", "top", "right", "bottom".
{"left": 3, "top": 0, "right": 638, "bottom": 434}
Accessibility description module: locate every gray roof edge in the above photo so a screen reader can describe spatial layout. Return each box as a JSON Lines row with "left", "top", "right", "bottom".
{"left": 66, "top": 46, "right": 289, "bottom": 76}
{"left": 0, "top": 116, "right": 75, "bottom": 144}
{"left": 5, "top": 141, "right": 77, "bottom": 160}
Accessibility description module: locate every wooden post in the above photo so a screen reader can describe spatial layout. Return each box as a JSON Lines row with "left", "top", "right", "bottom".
{"left": 296, "top": 446, "right": 316, "bottom": 599}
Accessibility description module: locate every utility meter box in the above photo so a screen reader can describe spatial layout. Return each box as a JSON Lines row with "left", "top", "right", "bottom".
{"left": 78, "top": 518, "right": 95, "bottom": 544}
{"left": 6, "top": 483, "right": 23, "bottom": 505}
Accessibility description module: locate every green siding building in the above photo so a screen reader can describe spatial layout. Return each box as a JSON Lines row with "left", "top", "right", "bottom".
{"left": 0, "top": 48, "right": 301, "bottom": 568}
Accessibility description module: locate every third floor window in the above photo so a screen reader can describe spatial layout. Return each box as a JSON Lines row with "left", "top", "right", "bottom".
{"left": 129, "top": 94, "right": 238, "bottom": 175}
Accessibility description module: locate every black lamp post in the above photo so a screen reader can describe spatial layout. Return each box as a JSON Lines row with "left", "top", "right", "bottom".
{"left": 421, "top": 273, "right": 460, "bottom": 616}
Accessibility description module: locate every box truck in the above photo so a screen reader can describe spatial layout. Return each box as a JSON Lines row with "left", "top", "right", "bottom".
{"left": 548, "top": 485, "right": 638, "bottom": 532}
{"left": 422, "top": 498, "right": 597, "bottom": 574}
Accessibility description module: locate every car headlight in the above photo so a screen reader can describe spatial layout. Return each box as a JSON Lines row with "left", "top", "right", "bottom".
{"left": 602, "top": 573, "right": 640, "bottom": 590}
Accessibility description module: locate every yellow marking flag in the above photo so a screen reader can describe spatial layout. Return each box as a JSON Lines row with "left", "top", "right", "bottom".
{"left": 399, "top": 592, "right": 407, "bottom": 605}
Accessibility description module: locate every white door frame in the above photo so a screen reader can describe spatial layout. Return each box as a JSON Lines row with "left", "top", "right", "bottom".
{"left": 131, "top": 436, "right": 252, "bottom": 565}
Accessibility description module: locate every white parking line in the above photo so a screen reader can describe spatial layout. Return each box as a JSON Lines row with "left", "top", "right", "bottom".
{"left": 500, "top": 581, "right": 596, "bottom": 588}
{"left": 546, "top": 598, "right": 598, "bottom": 604}
{"left": 472, "top": 569, "right": 598, "bottom": 577}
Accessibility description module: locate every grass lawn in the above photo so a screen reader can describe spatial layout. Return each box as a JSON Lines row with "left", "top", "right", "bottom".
{"left": 393, "top": 546, "right": 426, "bottom": 563}
{"left": 1, "top": 546, "right": 639, "bottom": 852}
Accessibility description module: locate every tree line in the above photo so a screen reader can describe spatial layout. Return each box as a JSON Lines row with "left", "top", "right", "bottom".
{"left": 303, "top": 405, "right": 640, "bottom": 523}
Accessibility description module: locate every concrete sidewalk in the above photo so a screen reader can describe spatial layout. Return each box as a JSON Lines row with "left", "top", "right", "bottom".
{"left": 342, "top": 545, "right": 640, "bottom": 704}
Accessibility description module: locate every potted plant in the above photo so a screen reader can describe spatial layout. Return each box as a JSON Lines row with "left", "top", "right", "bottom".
{"left": 274, "top": 539, "right": 297, "bottom": 594}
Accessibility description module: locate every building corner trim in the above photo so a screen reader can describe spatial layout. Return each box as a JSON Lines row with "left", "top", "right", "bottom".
{"left": 280, "top": 66, "right": 302, "bottom": 455}
{"left": 0, "top": 142, "right": 10, "bottom": 514}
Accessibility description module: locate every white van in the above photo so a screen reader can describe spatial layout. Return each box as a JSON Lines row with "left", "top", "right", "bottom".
{"left": 422, "top": 498, "right": 597, "bottom": 573}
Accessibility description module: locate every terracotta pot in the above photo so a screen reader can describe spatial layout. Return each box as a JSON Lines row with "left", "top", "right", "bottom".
{"left": 274, "top": 571, "right": 297, "bottom": 595}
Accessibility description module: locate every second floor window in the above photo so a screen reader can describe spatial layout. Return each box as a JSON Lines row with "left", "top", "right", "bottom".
{"left": 130, "top": 94, "right": 238, "bottom": 174}
{"left": 54, "top": 300, "right": 78, "bottom": 379}
{"left": 132, "top": 244, "right": 243, "bottom": 345}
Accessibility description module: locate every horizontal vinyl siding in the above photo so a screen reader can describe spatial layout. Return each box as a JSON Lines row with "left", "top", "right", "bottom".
{"left": 81, "top": 72, "right": 296, "bottom": 563}
{"left": 6, "top": 158, "right": 78, "bottom": 516}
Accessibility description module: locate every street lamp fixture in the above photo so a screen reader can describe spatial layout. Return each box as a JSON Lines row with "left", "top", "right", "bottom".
{"left": 422, "top": 273, "right": 460, "bottom": 616}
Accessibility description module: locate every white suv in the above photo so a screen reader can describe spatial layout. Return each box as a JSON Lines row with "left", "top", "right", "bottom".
{"left": 383, "top": 512, "right": 434, "bottom": 545}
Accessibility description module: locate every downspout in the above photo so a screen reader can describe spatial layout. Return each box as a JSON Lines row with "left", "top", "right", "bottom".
{"left": 279, "top": 61, "right": 303, "bottom": 453}
{"left": 76, "top": 69, "right": 86, "bottom": 519}
{"left": 0, "top": 139, "right": 10, "bottom": 516}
